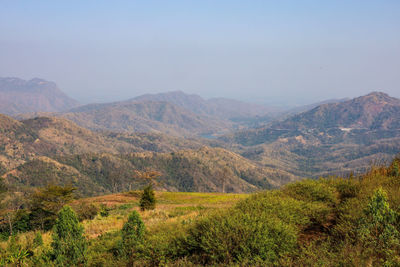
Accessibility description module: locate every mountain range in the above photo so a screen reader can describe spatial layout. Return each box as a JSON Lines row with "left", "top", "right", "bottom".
{"left": 221, "top": 92, "right": 400, "bottom": 178}
{"left": 0, "top": 76, "right": 399, "bottom": 195}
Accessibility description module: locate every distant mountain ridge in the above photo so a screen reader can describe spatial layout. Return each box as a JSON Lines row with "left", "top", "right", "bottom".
{"left": 62, "top": 100, "right": 232, "bottom": 137}
{"left": 132, "top": 90, "right": 276, "bottom": 120}
{"left": 220, "top": 92, "right": 400, "bottom": 179}
{"left": 274, "top": 92, "right": 400, "bottom": 131}
{"left": 0, "top": 77, "right": 79, "bottom": 115}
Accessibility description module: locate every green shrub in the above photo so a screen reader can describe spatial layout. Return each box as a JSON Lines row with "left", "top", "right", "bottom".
{"left": 33, "top": 232, "right": 43, "bottom": 248}
{"left": 100, "top": 204, "right": 110, "bottom": 217}
{"left": 283, "top": 179, "right": 338, "bottom": 206}
{"left": 140, "top": 184, "right": 156, "bottom": 211}
{"left": 183, "top": 210, "right": 297, "bottom": 265}
{"left": 358, "top": 188, "right": 400, "bottom": 265}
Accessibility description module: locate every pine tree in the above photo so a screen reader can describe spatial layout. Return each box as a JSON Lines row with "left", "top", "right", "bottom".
{"left": 139, "top": 184, "right": 156, "bottom": 211}
{"left": 51, "top": 206, "right": 87, "bottom": 266}
{"left": 121, "top": 210, "right": 145, "bottom": 258}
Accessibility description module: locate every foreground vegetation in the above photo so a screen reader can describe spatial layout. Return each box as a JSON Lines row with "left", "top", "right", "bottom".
{"left": 1, "top": 158, "right": 400, "bottom": 266}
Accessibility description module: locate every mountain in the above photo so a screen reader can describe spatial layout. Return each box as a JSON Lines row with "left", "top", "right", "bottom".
{"left": 0, "top": 77, "right": 79, "bottom": 115}
{"left": 133, "top": 91, "right": 276, "bottom": 120}
{"left": 274, "top": 92, "right": 400, "bottom": 131}
{"left": 280, "top": 98, "right": 350, "bottom": 118}
{"left": 221, "top": 92, "right": 400, "bottom": 178}
{"left": 0, "top": 114, "right": 293, "bottom": 195}
{"left": 14, "top": 90, "right": 278, "bottom": 138}
{"left": 61, "top": 100, "right": 231, "bottom": 137}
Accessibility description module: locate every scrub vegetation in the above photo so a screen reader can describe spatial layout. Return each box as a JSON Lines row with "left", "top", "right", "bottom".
{"left": 1, "top": 158, "right": 400, "bottom": 266}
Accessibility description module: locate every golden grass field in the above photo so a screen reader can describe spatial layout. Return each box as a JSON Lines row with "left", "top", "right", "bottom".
{"left": 82, "top": 191, "right": 249, "bottom": 239}
{"left": 0, "top": 191, "right": 249, "bottom": 251}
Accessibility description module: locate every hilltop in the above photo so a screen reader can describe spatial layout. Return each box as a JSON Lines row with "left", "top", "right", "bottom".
{"left": 0, "top": 77, "right": 79, "bottom": 115}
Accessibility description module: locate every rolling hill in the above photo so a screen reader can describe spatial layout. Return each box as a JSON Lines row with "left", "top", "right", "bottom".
{"left": 0, "top": 114, "right": 293, "bottom": 195}
{"left": 61, "top": 100, "right": 232, "bottom": 137}
{"left": 132, "top": 90, "right": 277, "bottom": 121}
{"left": 221, "top": 92, "right": 400, "bottom": 178}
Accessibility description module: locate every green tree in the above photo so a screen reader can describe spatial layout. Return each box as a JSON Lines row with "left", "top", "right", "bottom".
{"left": 139, "top": 184, "right": 156, "bottom": 211}
{"left": 359, "top": 188, "right": 400, "bottom": 265}
{"left": 121, "top": 210, "right": 145, "bottom": 260}
{"left": 29, "top": 185, "right": 75, "bottom": 230}
{"left": 51, "top": 206, "right": 87, "bottom": 266}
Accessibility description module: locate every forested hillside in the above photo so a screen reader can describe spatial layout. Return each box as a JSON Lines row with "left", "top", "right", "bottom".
{"left": 0, "top": 114, "right": 292, "bottom": 196}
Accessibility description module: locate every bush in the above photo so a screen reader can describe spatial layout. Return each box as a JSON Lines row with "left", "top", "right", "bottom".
{"left": 73, "top": 202, "right": 99, "bottom": 221}
{"left": 182, "top": 210, "right": 297, "bottom": 265}
{"left": 358, "top": 188, "right": 400, "bottom": 265}
{"left": 13, "top": 209, "right": 31, "bottom": 233}
{"left": 140, "top": 184, "right": 156, "bottom": 211}
{"left": 51, "top": 206, "right": 87, "bottom": 266}
{"left": 99, "top": 204, "right": 110, "bottom": 217}
{"left": 283, "top": 179, "right": 338, "bottom": 206}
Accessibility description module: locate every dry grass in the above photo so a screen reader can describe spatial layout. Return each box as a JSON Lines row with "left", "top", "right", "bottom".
{"left": 81, "top": 191, "right": 248, "bottom": 238}
{"left": 0, "top": 191, "right": 248, "bottom": 246}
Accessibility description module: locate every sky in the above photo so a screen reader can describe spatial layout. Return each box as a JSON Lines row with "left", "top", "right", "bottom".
{"left": 0, "top": 1, "right": 399, "bottom": 106}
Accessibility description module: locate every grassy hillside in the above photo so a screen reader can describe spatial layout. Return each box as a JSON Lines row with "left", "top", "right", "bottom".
{"left": 2, "top": 158, "right": 400, "bottom": 266}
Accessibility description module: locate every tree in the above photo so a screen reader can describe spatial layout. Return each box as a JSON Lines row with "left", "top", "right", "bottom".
{"left": 29, "top": 185, "right": 75, "bottom": 230}
{"left": 134, "top": 170, "right": 162, "bottom": 188}
{"left": 4, "top": 193, "right": 24, "bottom": 236}
{"left": 391, "top": 160, "right": 399, "bottom": 177}
{"left": 51, "top": 206, "right": 87, "bottom": 266}
{"left": 359, "top": 188, "right": 400, "bottom": 265}
{"left": 139, "top": 184, "right": 156, "bottom": 211}
{"left": 121, "top": 210, "right": 145, "bottom": 261}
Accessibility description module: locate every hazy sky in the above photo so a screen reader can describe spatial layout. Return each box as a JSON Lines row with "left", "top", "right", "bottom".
{"left": 1, "top": 1, "right": 399, "bottom": 106}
